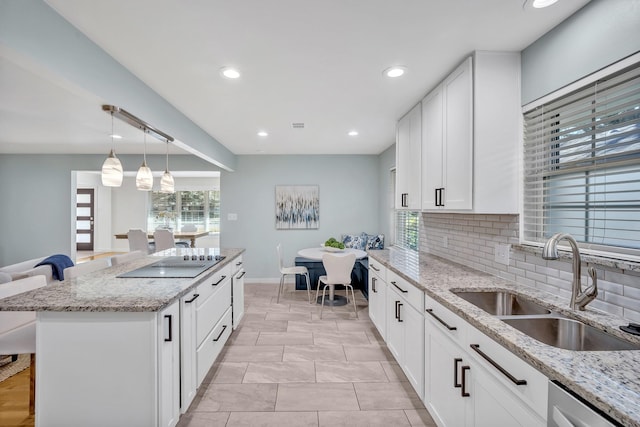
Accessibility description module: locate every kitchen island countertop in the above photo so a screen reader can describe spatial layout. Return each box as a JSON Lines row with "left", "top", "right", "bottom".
{"left": 368, "top": 248, "right": 640, "bottom": 427}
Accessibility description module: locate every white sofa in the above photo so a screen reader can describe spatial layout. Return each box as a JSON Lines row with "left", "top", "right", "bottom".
{"left": 0, "top": 257, "right": 56, "bottom": 284}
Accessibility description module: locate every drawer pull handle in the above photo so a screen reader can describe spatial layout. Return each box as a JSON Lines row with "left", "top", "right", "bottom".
{"left": 425, "top": 309, "right": 457, "bottom": 331}
{"left": 236, "top": 261, "right": 243, "bottom": 266}
{"left": 212, "top": 275, "right": 227, "bottom": 286}
{"left": 397, "top": 302, "right": 403, "bottom": 322}
{"left": 213, "top": 325, "right": 228, "bottom": 342}
{"left": 184, "top": 293, "right": 200, "bottom": 303}
{"left": 372, "top": 277, "right": 377, "bottom": 293}
{"left": 390, "top": 281, "right": 408, "bottom": 293}
{"left": 371, "top": 264, "right": 380, "bottom": 272}
{"left": 454, "top": 358, "right": 463, "bottom": 388}
{"left": 461, "top": 365, "right": 470, "bottom": 397}
{"left": 470, "top": 344, "right": 527, "bottom": 386}
{"left": 235, "top": 271, "right": 246, "bottom": 280}
{"left": 164, "top": 314, "right": 173, "bottom": 342}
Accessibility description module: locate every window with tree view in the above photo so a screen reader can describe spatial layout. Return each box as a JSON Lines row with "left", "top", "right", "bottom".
{"left": 523, "top": 60, "right": 640, "bottom": 258}
{"left": 148, "top": 190, "right": 220, "bottom": 232}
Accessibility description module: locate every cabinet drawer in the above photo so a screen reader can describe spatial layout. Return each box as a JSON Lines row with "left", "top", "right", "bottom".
{"left": 231, "top": 255, "right": 244, "bottom": 275}
{"left": 388, "top": 270, "right": 423, "bottom": 312}
{"left": 466, "top": 325, "right": 548, "bottom": 419}
{"left": 196, "top": 307, "right": 232, "bottom": 386}
{"left": 368, "top": 260, "right": 386, "bottom": 282}
{"left": 196, "top": 264, "right": 231, "bottom": 309}
{"left": 424, "top": 294, "right": 466, "bottom": 342}
{"left": 196, "top": 276, "right": 231, "bottom": 346}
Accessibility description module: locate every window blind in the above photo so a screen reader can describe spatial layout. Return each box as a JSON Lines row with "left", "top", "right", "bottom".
{"left": 522, "top": 61, "right": 640, "bottom": 257}
{"left": 395, "top": 210, "right": 419, "bottom": 252}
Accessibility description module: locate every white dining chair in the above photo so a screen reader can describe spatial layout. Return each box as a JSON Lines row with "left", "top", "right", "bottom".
{"left": 127, "top": 229, "right": 152, "bottom": 253}
{"left": 153, "top": 229, "right": 176, "bottom": 252}
{"left": 318, "top": 253, "right": 357, "bottom": 319}
{"left": 110, "top": 250, "right": 145, "bottom": 266}
{"left": 63, "top": 258, "right": 110, "bottom": 279}
{"left": 0, "top": 275, "right": 48, "bottom": 414}
{"left": 276, "top": 243, "right": 312, "bottom": 304}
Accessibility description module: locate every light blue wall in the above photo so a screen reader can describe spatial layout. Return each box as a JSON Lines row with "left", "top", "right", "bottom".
{"left": 0, "top": 0, "right": 236, "bottom": 170}
{"left": 0, "top": 154, "right": 219, "bottom": 266}
{"left": 378, "top": 144, "right": 396, "bottom": 242}
{"left": 521, "top": 0, "right": 640, "bottom": 104}
{"left": 220, "top": 155, "right": 381, "bottom": 279}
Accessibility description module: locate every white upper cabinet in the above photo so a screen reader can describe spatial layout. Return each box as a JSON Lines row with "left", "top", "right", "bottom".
{"left": 396, "top": 103, "right": 422, "bottom": 210}
{"left": 420, "top": 51, "right": 521, "bottom": 213}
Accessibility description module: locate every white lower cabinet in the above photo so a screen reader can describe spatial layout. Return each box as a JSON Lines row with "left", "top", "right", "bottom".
{"left": 231, "top": 255, "right": 245, "bottom": 329}
{"left": 424, "top": 294, "right": 546, "bottom": 427}
{"left": 180, "top": 290, "right": 199, "bottom": 413}
{"left": 386, "top": 272, "right": 424, "bottom": 397}
{"left": 368, "top": 261, "right": 387, "bottom": 339}
{"left": 159, "top": 301, "right": 181, "bottom": 427}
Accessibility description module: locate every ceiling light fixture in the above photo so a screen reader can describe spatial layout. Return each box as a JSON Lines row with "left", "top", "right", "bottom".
{"left": 348, "top": 131, "right": 359, "bottom": 136}
{"left": 257, "top": 131, "right": 268, "bottom": 137}
{"left": 101, "top": 112, "right": 123, "bottom": 187}
{"left": 136, "top": 131, "right": 153, "bottom": 191}
{"left": 160, "top": 141, "right": 175, "bottom": 193}
{"left": 220, "top": 67, "right": 241, "bottom": 79}
{"left": 530, "top": 0, "right": 558, "bottom": 8}
{"left": 383, "top": 66, "right": 407, "bottom": 78}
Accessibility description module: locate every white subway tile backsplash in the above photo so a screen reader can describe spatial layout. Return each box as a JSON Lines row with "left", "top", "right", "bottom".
{"left": 420, "top": 212, "right": 640, "bottom": 322}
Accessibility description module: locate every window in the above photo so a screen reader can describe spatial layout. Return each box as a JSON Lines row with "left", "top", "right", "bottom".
{"left": 395, "top": 210, "right": 419, "bottom": 251}
{"left": 523, "top": 59, "right": 640, "bottom": 258}
{"left": 148, "top": 190, "right": 220, "bottom": 232}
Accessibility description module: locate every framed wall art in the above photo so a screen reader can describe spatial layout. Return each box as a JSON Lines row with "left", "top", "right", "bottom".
{"left": 275, "top": 185, "right": 319, "bottom": 229}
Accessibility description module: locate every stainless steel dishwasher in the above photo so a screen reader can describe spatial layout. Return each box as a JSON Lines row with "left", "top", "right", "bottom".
{"left": 548, "top": 381, "right": 621, "bottom": 427}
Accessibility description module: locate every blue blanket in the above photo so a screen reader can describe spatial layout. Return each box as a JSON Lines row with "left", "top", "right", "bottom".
{"left": 35, "top": 254, "right": 74, "bottom": 281}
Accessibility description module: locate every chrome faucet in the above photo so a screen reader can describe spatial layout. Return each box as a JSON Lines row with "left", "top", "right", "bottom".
{"left": 542, "top": 233, "right": 598, "bottom": 311}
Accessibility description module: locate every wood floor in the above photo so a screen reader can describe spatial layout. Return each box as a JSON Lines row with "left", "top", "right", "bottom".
{"left": 0, "top": 368, "right": 33, "bottom": 427}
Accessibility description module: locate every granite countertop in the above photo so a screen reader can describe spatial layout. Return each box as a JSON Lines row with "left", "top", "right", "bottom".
{"left": 0, "top": 248, "right": 244, "bottom": 313}
{"left": 368, "top": 248, "right": 640, "bottom": 427}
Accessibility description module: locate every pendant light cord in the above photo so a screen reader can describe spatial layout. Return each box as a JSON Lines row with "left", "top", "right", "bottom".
{"left": 166, "top": 141, "right": 170, "bottom": 171}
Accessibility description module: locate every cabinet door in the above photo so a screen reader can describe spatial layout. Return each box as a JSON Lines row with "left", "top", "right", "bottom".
{"left": 402, "top": 303, "right": 424, "bottom": 398}
{"left": 442, "top": 56, "right": 473, "bottom": 210}
{"left": 396, "top": 103, "right": 422, "bottom": 209}
{"left": 158, "top": 301, "right": 180, "bottom": 427}
{"left": 421, "top": 85, "right": 444, "bottom": 210}
{"left": 180, "top": 291, "right": 199, "bottom": 413}
{"left": 386, "top": 289, "right": 403, "bottom": 361}
{"left": 368, "top": 273, "right": 386, "bottom": 340}
{"left": 232, "top": 268, "right": 245, "bottom": 329}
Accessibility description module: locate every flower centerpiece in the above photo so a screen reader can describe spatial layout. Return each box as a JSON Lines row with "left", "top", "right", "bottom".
{"left": 156, "top": 211, "right": 177, "bottom": 230}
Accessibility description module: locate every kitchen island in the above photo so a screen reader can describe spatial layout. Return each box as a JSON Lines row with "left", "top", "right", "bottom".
{"left": 368, "top": 248, "right": 640, "bottom": 427}
{"left": 0, "top": 247, "right": 244, "bottom": 427}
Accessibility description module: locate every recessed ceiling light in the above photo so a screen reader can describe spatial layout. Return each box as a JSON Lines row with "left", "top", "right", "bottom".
{"left": 257, "top": 131, "right": 268, "bottom": 137}
{"left": 220, "top": 67, "right": 240, "bottom": 79}
{"left": 110, "top": 134, "right": 123, "bottom": 139}
{"left": 532, "top": 0, "right": 558, "bottom": 8}
{"left": 348, "top": 131, "right": 359, "bottom": 136}
{"left": 383, "top": 66, "right": 407, "bottom": 78}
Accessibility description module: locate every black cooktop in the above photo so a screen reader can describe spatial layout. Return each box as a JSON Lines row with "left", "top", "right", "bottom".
{"left": 117, "top": 255, "right": 225, "bottom": 279}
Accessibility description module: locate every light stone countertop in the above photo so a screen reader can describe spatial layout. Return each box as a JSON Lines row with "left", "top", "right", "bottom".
{"left": 368, "top": 248, "right": 640, "bottom": 427}
{"left": 0, "top": 248, "right": 244, "bottom": 313}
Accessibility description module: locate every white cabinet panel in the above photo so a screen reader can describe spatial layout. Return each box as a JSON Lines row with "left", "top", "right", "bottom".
{"left": 396, "top": 103, "right": 422, "bottom": 209}
{"left": 231, "top": 256, "right": 245, "bottom": 330}
{"left": 158, "top": 301, "right": 180, "bottom": 427}
{"left": 180, "top": 290, "right": 199, "bottom": 413}
{"left": 368, "top": 265, "right": 387, "bottom": 340}
{"left": 196, "top": 308, "right": 232, "bottom": 385}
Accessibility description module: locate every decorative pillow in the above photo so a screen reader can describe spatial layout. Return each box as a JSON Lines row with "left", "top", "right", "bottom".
{"left": 341, "top": 234, "right": 367, "bottom": 250}
{"left": 0, "top": 272, "right": 12, "bottom": 284}
{"left": 366, "top": 234, "right": 385, "bottom": 250}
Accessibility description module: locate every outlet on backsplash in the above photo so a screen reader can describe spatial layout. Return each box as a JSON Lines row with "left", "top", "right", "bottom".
{"left": 495, "top": 244, "right": 510, "bottom": 266}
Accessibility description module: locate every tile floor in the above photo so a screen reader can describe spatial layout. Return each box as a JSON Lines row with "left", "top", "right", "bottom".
{"left": 177, "top": 282, "right": 436, "bottom": 427}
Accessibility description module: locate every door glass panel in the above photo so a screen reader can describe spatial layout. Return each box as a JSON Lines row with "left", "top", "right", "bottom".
{"left": 76, "top": 234, "right": 90, "bottom": 243}
{"left": 77, "top": 194, "right": 91, "bottom": 204}
{"left": 76, "top": 207, "right": 91, "bottom": 217}
{"left": 76, "top": 220, "right": 91, "bottom": 230}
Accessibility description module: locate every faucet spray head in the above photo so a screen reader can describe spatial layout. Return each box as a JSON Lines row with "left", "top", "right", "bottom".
{"left": 542, "top": 233, "right": 562, "bottom": 260}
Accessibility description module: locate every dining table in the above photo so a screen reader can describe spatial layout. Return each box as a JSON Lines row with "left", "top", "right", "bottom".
{"left": 114, "top": 230, "right": 209, "bottom": 248}
{"left": 297, "top": 247, "right": 368, "bottom": 306}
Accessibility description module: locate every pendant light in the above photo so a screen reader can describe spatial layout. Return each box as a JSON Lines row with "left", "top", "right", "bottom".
{"left": 160, "top": 141, "right": 175, "bottom": 193}
{"left": 101, "top": 112, "right": 123, "bottom": 187}
{"left": 136, "top": 130, "right": 153, "bottom": 191}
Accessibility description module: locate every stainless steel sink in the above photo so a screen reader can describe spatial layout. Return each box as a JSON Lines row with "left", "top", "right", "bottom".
{"left": 452, "top": 290, "right": 551, "bottom": 316}
{"left": 502, "top": 317, "right": 640, "bottom": 351}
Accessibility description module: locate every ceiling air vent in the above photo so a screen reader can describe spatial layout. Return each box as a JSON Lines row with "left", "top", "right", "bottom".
{"left": 291, "top": 122, "right": 305, "bottom": 129}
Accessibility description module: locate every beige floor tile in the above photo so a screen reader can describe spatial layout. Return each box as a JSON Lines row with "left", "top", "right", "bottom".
{"left": 275, "top": 383, "right": 359, "bottom": 411}
{"left": 206, "top": 362, "right": 248, "bottom": 384}
{"left": 256, "top": 331, "right": 314, "bottom": 345}
{"left": 288, "top": 320, "right": 338, "bottom": 332}
{"left": 237, "top": 319, "right": 289, "bottom": 332}
{"left": 318, "top": 410, "right": 412, "bottom": 427}
{"left": 175, "top": 411, "right": 230, "bottom": 427}
{"left": 226, "top": 331, "right": 260, "bottom": 345}
{"left": 404, "top": 409, "right": 438, "bottom": 427}
{"left": 336, "top": 319, "right": 377, "bottom": 332}
{"left": 226, "top": 411, "right": 318, "bottom": 427}
{"left": 315, "top": 361, "right": 388, "bottom": 383}
{"left": 354, "top": 382, "right": 424, "bottom": 410}
{"left": 312, "top": 331, "right": 371, "bottom": 345}
{"left": 343, "top": 344, "right": 394, "bottom": 361}
{"left": 195, "top": 383, "right": 278, "bottom": 412}
{"left": 243, "top": 361, "right": 316, "bottom": 383}
{"left": 240, "top": 312, "right": 267, "bottom": 322}
{"left": 380, "top": 361, "right": 410, "bottom": 382}
{"left": 265, "top": 311, "right": 312, "bottom": 321}
{"left": 219, "top": 345, "right": 284, "bottom": 362}
{"left": 282, "top": 345, "right": 346, "bottom": 362}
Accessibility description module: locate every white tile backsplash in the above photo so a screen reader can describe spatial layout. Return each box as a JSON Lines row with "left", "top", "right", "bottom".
{"left": 420, "top": 212, "right": 640, "bottom": 322}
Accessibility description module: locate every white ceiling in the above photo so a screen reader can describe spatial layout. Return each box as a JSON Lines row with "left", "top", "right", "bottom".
{"left": 0, "top": 0, "right": 591, "bottom": 159}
